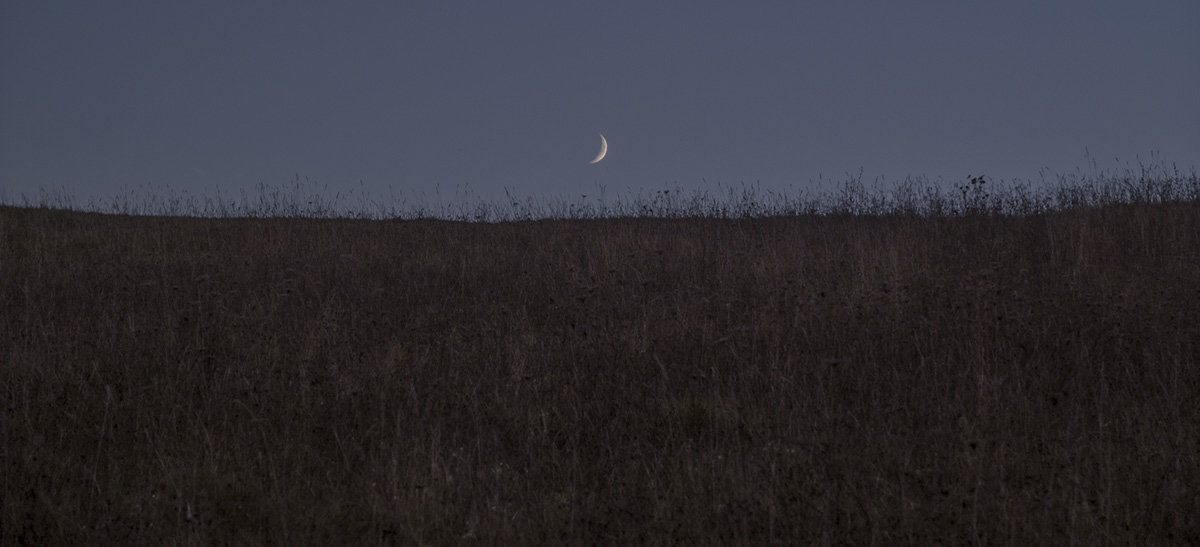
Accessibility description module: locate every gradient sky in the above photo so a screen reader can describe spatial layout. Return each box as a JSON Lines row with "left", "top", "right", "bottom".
{"left": 2, "top": 1, "right": 1197, "bottom": 210}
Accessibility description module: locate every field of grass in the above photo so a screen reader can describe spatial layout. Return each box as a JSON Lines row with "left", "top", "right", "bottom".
{"left": 3, "top": 170, "right": 1199, "bottom": 543}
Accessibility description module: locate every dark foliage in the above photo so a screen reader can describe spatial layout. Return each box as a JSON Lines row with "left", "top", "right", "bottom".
{"left": 3, "top": 173, "right": 1199, "bottom": 543}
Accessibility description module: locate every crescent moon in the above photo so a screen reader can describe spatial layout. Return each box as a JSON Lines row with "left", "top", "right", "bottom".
{"left": 588, "top": 134, "right": 608, "bottom": 164}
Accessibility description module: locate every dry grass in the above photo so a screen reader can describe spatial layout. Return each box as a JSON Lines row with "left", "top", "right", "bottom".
{"left": 2, "top": 173, "right": 1199, "bottom": 544}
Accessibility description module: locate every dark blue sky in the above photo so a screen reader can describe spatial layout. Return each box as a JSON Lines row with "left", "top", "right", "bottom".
{"left": 2, "top": 1, "right": 1197, "bottom": 209}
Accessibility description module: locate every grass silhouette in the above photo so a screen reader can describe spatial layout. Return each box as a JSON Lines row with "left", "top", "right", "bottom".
{"left": 2, "top": 166, "right": 1198, "bottom": 543}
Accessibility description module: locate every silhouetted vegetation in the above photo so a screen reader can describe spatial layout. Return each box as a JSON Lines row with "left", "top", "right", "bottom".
{"left": 3, "top": 166, "right": 1198, "bottom": 543}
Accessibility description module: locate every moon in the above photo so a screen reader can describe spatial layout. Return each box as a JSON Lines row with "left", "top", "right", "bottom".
{"left": 588, "top": 134, "right": 608, "bottom": 164}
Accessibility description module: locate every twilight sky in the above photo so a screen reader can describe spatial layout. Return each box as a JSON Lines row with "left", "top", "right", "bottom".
{"left": 2, "top": 1, "right": 1197, "bottom": 210}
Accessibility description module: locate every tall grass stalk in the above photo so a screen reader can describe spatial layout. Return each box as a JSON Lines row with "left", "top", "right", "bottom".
{"left": 2, "top": 169, "right": 1198, "bottom": 543}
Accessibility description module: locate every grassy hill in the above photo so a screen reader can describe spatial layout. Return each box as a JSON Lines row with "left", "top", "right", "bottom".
{"left": 3, "top": 175, "right": 1198, "bottom": 543}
